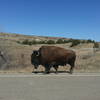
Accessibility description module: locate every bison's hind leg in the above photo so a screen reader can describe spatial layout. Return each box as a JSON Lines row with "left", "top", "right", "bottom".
{"left": 69, "top": 65, "right": 74, "bottom": 74}
{"left": 53, "top": 65, "right": 58, "bottom": 74}
{"left": 69, "top": 58, "right": 76, "bottom": 74}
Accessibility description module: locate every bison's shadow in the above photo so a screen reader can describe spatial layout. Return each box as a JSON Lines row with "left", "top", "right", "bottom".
{"left": 32, "top": 70, "right": 70, "bottom": 74}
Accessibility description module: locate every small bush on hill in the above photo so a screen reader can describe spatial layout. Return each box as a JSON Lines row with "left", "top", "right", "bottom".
{"left": 46, "top": 40, "right": 55, "bottom": 44}
{"left": 70, "top": 39, "right": 81, "bottom": 47}
{"left": 31, "top": 40, "right": 38, "bottom": 45}
{"left": 17, "top": 41, "right": 21, "bottom": 44}
{"left": 38, "top": 40, "right": 46, "bottom": 44}
{"left": 63, "top": 40, "right": 69, "bottom": 43}
{"left": 21, "top": 39, "right": 30, "bottom": 45}
{"left": 93, "top": 42, "right": 99, "bottom": 48}
{"left": 87, "top": 39, "right": 95, "bottom": 43}
{"left": 17, "top": 38, "right": 96, "bottom": 46}
{"left": 56, "top": 39, "right": 64, "bottom": 44}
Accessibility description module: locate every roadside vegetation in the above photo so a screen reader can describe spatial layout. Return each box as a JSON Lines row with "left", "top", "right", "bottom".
{"left": 17, "top": 38, "right": 97, "bottom": 47}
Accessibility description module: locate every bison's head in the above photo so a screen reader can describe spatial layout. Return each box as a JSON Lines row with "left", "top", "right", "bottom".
{"left": 31, "top": 50, "right": 40, "bottom": 69}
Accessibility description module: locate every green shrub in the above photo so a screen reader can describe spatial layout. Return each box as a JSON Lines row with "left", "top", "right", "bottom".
{"left": 17, "top": 38, "right": 96, "bottom": 46}
{"left": 56, "top": 39, "right": 64, "bottom": 44}
{"left": 31, "top": 40, "right": 37, "bottom": 44}
{"left": 38, "top": 40, "right": 46, "bottom": 44}
{"left": 17, "top": 41, "right": 21, "bottom": 44}
{"left": 93, "top": 42, "right": 99, "bottom": 48}
{"left": 46, "top": 40, "right": 55, "bottom": 44}
{"left": 70, "top": 39, "right": 81, "bottom": 47}
{"left": 67, "top": 39, "right": 74, "bottom": 42}
{"left": 63, "top": 39, "right": 75, "bottom": 43}
{"left": 63, "top": 40, "right": 68, "bottom": 43}
{"left": 87, "top": 39, "right": 95, "bottom": 43}
{"left": 21, "top": 39, "right": 29, "bottom": 45}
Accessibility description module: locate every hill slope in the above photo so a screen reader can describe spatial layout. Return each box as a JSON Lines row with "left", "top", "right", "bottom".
{"left": 0, "top": 32, "right": 100, "bottom": 73}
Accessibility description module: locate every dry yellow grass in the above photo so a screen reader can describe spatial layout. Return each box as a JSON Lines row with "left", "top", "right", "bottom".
{"left": 0, "top": 32, "right": 100, "bottom": 73}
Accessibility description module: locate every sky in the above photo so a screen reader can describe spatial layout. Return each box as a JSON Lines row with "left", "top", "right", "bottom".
{"left": 0, "top": 0, "right": 100, "bottom": 41}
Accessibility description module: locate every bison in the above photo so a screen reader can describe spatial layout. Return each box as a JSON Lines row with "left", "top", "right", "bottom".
{"left": 31, "top": 46, "right": 76, "bottom": 74}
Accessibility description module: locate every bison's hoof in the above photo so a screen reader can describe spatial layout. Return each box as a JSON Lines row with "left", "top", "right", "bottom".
{"left": 35, "top": 72, "right": 38, "bottom": 74}
{"left": 44, "top": 72, "right": 50, "bottom": 74}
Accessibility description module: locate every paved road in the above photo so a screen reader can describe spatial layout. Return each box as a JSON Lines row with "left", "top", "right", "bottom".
{"left": 0, "top": 73, "right": 100, "bottom": 100}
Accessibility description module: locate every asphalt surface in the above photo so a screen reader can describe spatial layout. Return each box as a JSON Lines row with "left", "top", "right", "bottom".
{"left": 0, "top": 73, "right": 100, "bottom": 100}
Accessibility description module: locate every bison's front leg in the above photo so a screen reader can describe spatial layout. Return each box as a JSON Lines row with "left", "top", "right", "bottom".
{"left": 44, "top": 64, "right": 51, "bottom": 74}
{"left": 32, "top": 65, "right": 39, "bottom": 74}
{"left": 69, "top": 67, "right": 74, "bottom": 74}
{"left": 34, "top": 68, "right": 38, "bottom": 74}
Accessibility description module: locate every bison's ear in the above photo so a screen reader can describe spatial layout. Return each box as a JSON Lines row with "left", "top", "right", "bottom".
{"left": 33, "top": 50, "right": 40, "bottom": 56}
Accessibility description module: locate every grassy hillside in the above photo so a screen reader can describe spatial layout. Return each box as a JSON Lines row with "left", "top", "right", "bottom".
{"left": 0, "top": 32, "right": 100, "bottom": 73}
